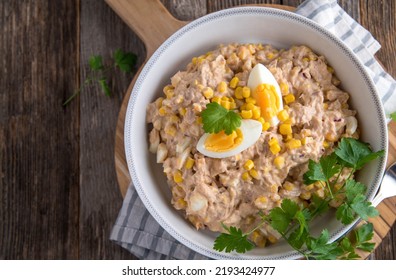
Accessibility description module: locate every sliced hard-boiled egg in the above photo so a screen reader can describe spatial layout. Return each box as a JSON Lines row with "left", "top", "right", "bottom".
{"left": 247, "top": 63, "right": 283, "bottom": 126}
{"left": 196, "top": 119, "right": 262, "bottom": 158}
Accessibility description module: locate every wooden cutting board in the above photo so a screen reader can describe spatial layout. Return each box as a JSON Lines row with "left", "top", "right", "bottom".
{"left": 106, "top": 0, "right": 396, "bottom": 258}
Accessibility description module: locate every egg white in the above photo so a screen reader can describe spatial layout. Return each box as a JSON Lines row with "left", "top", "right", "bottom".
{"left": 196, "top": 119, "right": 262, "bottom": 159}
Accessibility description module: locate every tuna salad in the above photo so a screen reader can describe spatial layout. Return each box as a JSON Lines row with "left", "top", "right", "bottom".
{"left": 146, "top": 44, "right": 359, "bottom": 247}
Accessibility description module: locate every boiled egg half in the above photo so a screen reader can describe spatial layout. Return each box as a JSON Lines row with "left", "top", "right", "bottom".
{"left": 196, "top": 119, "right": 262, "bottom": 159}
{"left": 247, "top": 63, "right": 283, "bottom": 126}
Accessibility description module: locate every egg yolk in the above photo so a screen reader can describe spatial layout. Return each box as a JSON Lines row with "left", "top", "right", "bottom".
{"left": 253, "top": 84, "right": 281, "bottom": 122}
{"left": 204, "top": 129, "right": 243, "bottom": 152}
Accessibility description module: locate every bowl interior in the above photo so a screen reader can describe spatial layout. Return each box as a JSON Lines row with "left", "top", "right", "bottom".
{"left": 124, "top": 7, "right": 388, "bottom": 259}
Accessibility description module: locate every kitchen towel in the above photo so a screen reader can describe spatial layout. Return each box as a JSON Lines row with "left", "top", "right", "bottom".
{"left": 110, "top": 0, "right": 396, "bottom": 260}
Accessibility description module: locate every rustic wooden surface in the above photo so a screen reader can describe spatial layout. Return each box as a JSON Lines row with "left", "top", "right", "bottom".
{"left": 0, "top": 0, "right": 394, "bottom": 260}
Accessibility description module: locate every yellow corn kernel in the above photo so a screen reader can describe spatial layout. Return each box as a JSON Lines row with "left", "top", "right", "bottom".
{"left": 229, "top": 77, "right": 239, "bottom": 89}
{"left": 192, "top": 57, "right": 198, "bottom": 64}
{"left": 174, "top": 198, "right": 187, "bottom": 209}
{"left": 304, "top": 184, "right": 314, "bottom": 191}
{"left": 286, "top": 139, "right": 302, "bottom": 149}
{"left": 284, "top": 134, "right": 292, "bottom": 141}
{"left": 268, "top": 137, "right": 278, "bottom": 146}
{"left": 255, "top": 196, "right": 268, "bottom": 204}
{"left": 268, "top": 235, "right": 278, "bottom": 244}
{"left": 249, "top": 168, "right": 259, "bottom": 179}
{"left": 221, "top": 100, "right": 231, "bottom": 110}
{"left": 185, "top": 157, "right": 195, "bottom": 169}
{"left": 234, "top": 86, "right": 244, "bottom": 99}
{"left": 221, "top": 96, "right": 229, "bottom": 101}
{"left": 327, "top": 66, "right": 334, "bottom": 73}
{"left": 203, "top": 87, "right": 214, "bottom": 99}
{"left": 252, "top": 107, "right": 261, "bottom": 119}
{"left": 262, "top": 122, "right": 270, "bottom": 131}
{"left": 283, "top": 94, "right": 295, "bottom": 104}
{"left": 283, "top": 182, "right": 295, "bottom": 191}
{"left": 179, "top": 107, "right": 186, "bottom": 116}
{"left": 242, "top": 86, "right": 251, "bottom": 98}
{"left": 158, "top": 106, "right": 167, "bottom": 116}
{"left": 302, "top": 57, "right": 309, "bottom": 62}
{"left": 266, "top": 52, "right": 274, "bottom": 59}
{"left": 270, "top": 143, "right": 281, "bottom": 155}
{"left": 323, "top": 141, "right": 330, "bottom": 148}
{"left": 155, "top": 97, "right": 164, "bottom": 108}
{"left": 274, "top": 156, "right": 285, "bottom": 169}
{"left": 244, "top": 159, "right": 254, "bottom": 170}
{"left": 229, "top": 101, "right": 236, "bottom": 110}
{"left": 251, "top": 230, "right": 267, "bottom": 247}
{"left": 165, "top": 125, "right": 176, "bottom": 136}
{"left": 301, "top": 137, "right": 307, "bottom": 145}
{"left": 245, "top": 97, "right": 257, "bottom": 104}
{"left": 211, "top": 96, "right": 221, "bottom": 104}
{"left": 173, "top": 170, "right": 183, "bottom": 183}
{"left": 323, "top": 102, "right": 329, "bottom": 110}
{"left": 277, "top": 110, "right": 289, "bottom": 122}
{"left": 165, "top": 88, "right": 174, "bottom": 99}
{"left": 244, "top": 103, "right": 254, "bottom": 111}
{"left": 325, "top": 132, "right": 337, "bottom": 142}
{"left": 279, "top": 123, "right": 292, "bottom": 135}
{"left": 241, "top": 110, "right": 253, "bottom": 119}
{"left": 270, "top": 185, "right": 278, "bottom": 193}
{"left": 217, "top": 81, "right": 227, "bottom": 93}
{"left": 242, "top": 171, "right": 251, "bottom": 181}
{"left": 170, "top": 114, "right": 180, "bottom": 122}
{"left": 280, "top": 82, "right": 289, "bottom": 95}
{"left": 196, "top": 117, "right": 202, "bottom": 124}
{"left": 300, "top": 192, "right": 312, "bottom": 200}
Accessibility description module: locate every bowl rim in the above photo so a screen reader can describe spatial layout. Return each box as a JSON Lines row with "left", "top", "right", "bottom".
{"left": 124, "top": 6, "right": 388, "bottom": 259}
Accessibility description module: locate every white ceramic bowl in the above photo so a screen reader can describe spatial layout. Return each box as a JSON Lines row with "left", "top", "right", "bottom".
{"left": 124, "top": 7, "right": 388, "bottom": 259}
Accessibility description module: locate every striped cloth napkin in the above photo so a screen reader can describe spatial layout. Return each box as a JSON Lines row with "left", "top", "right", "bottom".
{"left": 110, "top": 0, "right": 396, "bottom": 260}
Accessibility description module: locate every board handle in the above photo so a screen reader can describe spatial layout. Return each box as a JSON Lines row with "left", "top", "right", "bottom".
{"left": 105, "top": 0, "right": 186, "bottom": 58}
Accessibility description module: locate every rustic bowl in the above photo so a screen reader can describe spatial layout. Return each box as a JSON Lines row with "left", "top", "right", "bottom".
{"left": 124, "top": 7, "right": 388, "bottom": 259}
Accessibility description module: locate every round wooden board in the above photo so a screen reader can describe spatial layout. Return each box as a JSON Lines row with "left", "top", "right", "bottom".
{"left": 107, "top": 0, "right": 396, "bottom": 258}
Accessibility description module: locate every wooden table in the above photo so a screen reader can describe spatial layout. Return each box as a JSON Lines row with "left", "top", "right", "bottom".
{"left": 0, "top": 0, "right": 394, "bottom": 260}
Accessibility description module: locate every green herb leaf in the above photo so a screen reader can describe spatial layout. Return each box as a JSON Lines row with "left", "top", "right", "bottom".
{"left": 336, "top": 203, "right": 355, "bottom": 225}
{"left": 303, "top": 153, "right": 340, "bottom": 185}
{"left": 98, "top": 78, "right": 111, "bottom": 96}
{"left": 213, "top": 226, "right": 254, "bottom": 253}
{"left": 306, "top": 230, "right": 343, "bottom": 260}
{"left": 201, "top": 102, "right": 242, "bottom": 135}
{"left": 269, "top": 199, "right": 299, "bottom": 234}
{"left": 113, "top": 49, "right": 137, "bottom": 73}
{"left": 355, "top": 223, "right": 375, "bottom": 252}
{"left": 89, "top": 55, "right": 104, "bottom": 71}
{"left": 350, "top": 194, "right": 379, "bottom": 221}
{"left": 344, "top": 179, "right": 367, "bottom": 203}
{"left": 390, "top": 112, "right": 396, "bottom": 122}
{"left": 335, "top": 138, "right": 384, "bottom": 170}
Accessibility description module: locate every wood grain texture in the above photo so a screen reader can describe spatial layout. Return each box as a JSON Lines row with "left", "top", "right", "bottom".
{"left": 79, "top": 0, "right": 145, "bottom": 259}
{"left": 0, "top": 0, "right": 394, "bottom": 260}
{"left": 111, "top": 0, "right": 396, "bottom": 260}
{"left": 0, "top": 0, "right": 79, "bottom": 259}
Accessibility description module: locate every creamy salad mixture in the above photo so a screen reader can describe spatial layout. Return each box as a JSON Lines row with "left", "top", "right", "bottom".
{"left": 146, "top": 44, "right": 358, "bottom": 247}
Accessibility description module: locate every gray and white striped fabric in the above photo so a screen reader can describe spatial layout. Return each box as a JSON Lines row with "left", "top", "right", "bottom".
{"left": 110, "top": 0, "right": 396, "bottom": 260}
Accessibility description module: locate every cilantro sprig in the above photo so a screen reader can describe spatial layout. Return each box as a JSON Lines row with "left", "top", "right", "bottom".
{"left": 213, "top": 137, "right": 384, "bottom": 259}
{"left": 201, "top": 102, "right": 242, "bottom": 135}
{"left": 63, "top": 49, "right": 137, "bottom": 106}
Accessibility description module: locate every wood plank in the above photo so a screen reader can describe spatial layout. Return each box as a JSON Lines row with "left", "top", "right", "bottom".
{"left": 79, "top": 0, "right": 146, "bottom": 259}
{"left": 359, "top": 0, "right": 396, "bottom": 260}
{"left": 0, "top": 0, "right": 79, "bottom": 259}
{"left": 207, "top": 0, "right": 282, "bottom": 12}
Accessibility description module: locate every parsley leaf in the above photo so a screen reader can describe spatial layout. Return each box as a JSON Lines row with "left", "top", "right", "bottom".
{"left": 350, "top": 194, "right": 379, "bottom": 221}
{"left": 213, "top": 225, "right": 254, "bottom": 253}
{"left": 306, "top": 229, "right": 343, "bottom": 260}
{"left": 335, "top": 138, "right": 384, "bottom": 170}
{"left": 89, "top": 55, "right": 104, "bottom": 71}
{"left": 303, "top": 153, "right": 340, "bottom": 185}
{"left": 114, "top": 49, "right": 137, "bottom": 73}
{"left": 269, "top": 199, "right": 299, "bottom": 234}
{"left": 201, "top": 102, "right": 242, "bottom": 135}
{"left": 355, "top": 223, "right": 375, "bottom": 252}
{"left": 98, "top": 78, "right": 111, "bottom": 97}
{"left": 336, "top": 203, "right": 356, "bottom": 225}
{"left": 344, "top": 179, "right": 366, "bottom": 203}
{"left": 390, "top": 112, "right": 396, "bottom": 122}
